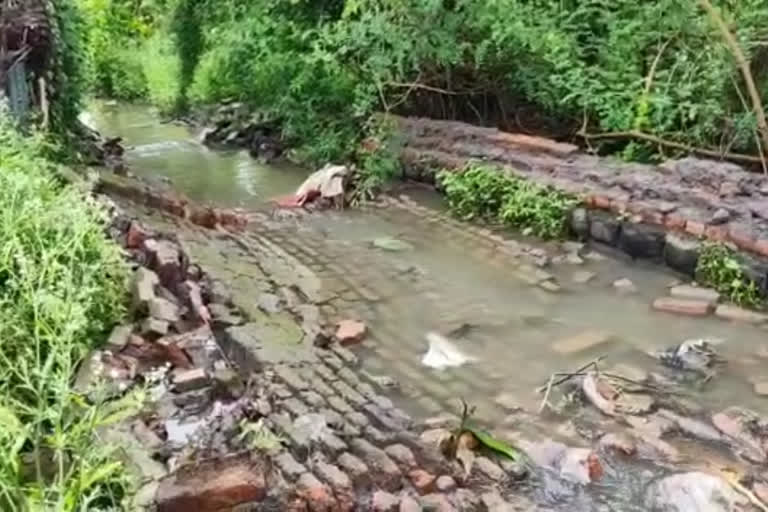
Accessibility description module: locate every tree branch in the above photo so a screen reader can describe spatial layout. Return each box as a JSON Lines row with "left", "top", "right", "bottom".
{"left": 578, "top": 129, "right": 765, "bottom": 165}
{"left": 697, "top": 0, "right": 768, "bottom": 157}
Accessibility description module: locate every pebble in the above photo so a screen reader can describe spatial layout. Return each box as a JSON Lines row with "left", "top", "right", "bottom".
{"left": 612, "top": 278, "right": 637, "bottom": 294}
{"left": 435, "top": 475, "right": 456, "bottom": 492}
{"left": 372, "top": 490, "right": 400, "bottom": 512}
{"left": 753, "top": 380, "right": 768, "bottom": 396}
{"left": 399, "top": 495, "right": 422, "bottom": 512}
{"left": 408, "top": 469, "right": 437, "bottom": 494}
{"left": 572, "top": 270, "right": 596, "bottom": 284}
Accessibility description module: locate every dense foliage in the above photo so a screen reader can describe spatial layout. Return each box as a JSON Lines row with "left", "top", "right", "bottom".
{"left": 439, "top": 164, "right": 577, "bottom": 239}
{"left": 77, "top": 0, "right": 768, "bottom": 171}
{"left": 0, "top": 112, "right": 134, "bottom": 510}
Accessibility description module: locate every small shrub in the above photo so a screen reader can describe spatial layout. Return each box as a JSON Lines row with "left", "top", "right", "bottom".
{"left": 438, "top": 164, "right": 576, "bottom": 238}
{"left": 352, "top": 115, "right": 405, "bottom": 201}
{"left": 696, "top": 242, "right": 762, "bottom": 309}
{"left": 439, "top": 165, "right": 515, "bottom": 221}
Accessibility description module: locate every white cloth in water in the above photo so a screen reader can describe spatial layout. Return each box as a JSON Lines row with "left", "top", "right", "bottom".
{"left": 421, "top": 331, "right": 477, "bottom": 369}
{"left": 295, "top": 164, "right": 348, "bottom": 199}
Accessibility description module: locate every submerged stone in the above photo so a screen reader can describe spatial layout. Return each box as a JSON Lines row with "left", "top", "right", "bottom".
{"left": 372, "top": 237, "right": 414, "bottom": 252}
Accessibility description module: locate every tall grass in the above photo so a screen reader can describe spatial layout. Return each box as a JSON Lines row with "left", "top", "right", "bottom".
{"left": 0, "top": 111, "right": 135, "bottom": 510}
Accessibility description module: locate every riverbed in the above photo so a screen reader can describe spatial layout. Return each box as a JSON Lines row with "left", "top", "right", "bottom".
{"left": 91, "top": 102, "right": 768, "bottom": 510}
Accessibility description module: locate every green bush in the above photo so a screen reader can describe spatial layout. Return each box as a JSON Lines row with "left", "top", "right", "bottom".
{"left": 79, "top": 0, "right": 768, "bottom": 173}
{"left": 438, "top": 164, "right": 577, "bottom": 238}
{"left": 143, "top": 33, "right": 183, "bottom": 114}
{"left": 696, "top": 242, "right": 762, "bottom": 309}
{"left": 0, "top": 113, "right": 134, "bottom": 510}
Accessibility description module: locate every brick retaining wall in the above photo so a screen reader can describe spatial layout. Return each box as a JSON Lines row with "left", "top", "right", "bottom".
{"left": 394, "top": 115, "right": 768, "bottom": 294}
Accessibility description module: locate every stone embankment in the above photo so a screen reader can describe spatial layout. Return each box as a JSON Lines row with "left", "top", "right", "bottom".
{"left": 395, "top": 116, "right": 768, "bottom": 293}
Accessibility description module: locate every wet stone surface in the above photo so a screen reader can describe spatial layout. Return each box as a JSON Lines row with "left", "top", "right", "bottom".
{"left": 103, "top": 185, "right": 768, "bottom": 512}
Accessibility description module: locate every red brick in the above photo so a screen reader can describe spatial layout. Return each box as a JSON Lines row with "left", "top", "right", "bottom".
{"left": 755, "top": 239, "right": 768, "bottom": 258}
{"left": 610, "top": 198, "right": 628, "bottom": 214}
{"left": 157, "top": 458, "right": 266, "bottom": 512}
{"left": 664, "top": 213, "right": 686, "bottom": 230}
{"left": 652, "top": 297, "right": 712, "bottom": 317}
{"left": 685, "top": 220, "right": 706, "bottom": 238}
{"left": 728, "top": 224, "right": 756, "bottom": 252}
{"left": 126, "top": 221, "right": 151, "bottom": 249}
{"left": 593, "top": 195, "right": 612, "bottom": 209}
{"left": 704, "top": 224, "right": 729, "bottom": 243}
{"left": 643, "top": 211, "right": 665, "bottom": 225}
{"left": 408, "top": 469, "right": 436, "bottom": 495}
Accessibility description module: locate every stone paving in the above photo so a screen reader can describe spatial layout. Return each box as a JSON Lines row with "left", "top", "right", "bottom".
{"left": 112, "top": 201, "right": 543, "bottom": 512}
{"left": 108, "top": 188, "right": 768, "bottom": 512}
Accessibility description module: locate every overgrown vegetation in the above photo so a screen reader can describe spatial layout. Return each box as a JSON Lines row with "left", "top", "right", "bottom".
{"left": 0, "top": 112, "right": 134, "bottom": 510}
{"left": 438, "top": 164, "right": 576, "bottom": 239}
{"left": 76, "top": 0, "right": 768, "bottom": 175}
{"left": 696, "top": 242, "right": 762, "bottom": 309}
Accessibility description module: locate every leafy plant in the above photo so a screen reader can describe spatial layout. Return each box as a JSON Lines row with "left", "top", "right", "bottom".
{"left": 438, "top": 164, "right": 576, "bottom": 238}
{"left": 696, "top": 242, "right": 762, "bottom": 309}
{"left": 237, "top": 419, "right": 286, "bottom": 454}
{"left": 0, "top": 112, "right": 131, "bottom": 510}
{"left": 440, "top": 399, "right": 523, "bottom": 476}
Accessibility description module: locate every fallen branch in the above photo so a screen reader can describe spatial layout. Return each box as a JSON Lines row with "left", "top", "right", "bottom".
{"left": 582, "top": 372, "right": 616, "bottom": 416}
{"left": 536, "top": 356, "right": 605, "bottom": 393}
{"left": 697, "top": 0, "right": 768, "bottom": 160}
{"left": 578, "top": 130, "right": 765, "bottom": 165}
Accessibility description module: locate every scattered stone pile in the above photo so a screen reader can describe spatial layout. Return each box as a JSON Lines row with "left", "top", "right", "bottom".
{"left": 84, "top": 201, "right": 537, "bottom": 512}
{"left": 199, "top": 102, "right": 283, "bottom": 162}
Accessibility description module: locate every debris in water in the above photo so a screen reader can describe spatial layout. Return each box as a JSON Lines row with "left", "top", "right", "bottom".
{"left": 421, "top": 332, "right": 477, "bottom": 369}
{"left": 650, "top": 338, "right": 725, "bottom": 375}
{"left": 274, "top": 164, "right": 348, "bottom": 208}
{"left": 441, "top": 400, "right": 523, "bottom": 477}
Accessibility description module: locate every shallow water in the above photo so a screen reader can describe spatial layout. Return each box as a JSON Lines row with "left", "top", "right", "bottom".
{"left": 96, "top": 104, "right": 768, "bottom": 509}
{"left": 86, "top": 102, "right": 309, "bottom": 207}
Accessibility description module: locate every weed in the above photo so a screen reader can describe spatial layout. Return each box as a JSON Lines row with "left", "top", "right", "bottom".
{"left": 0, "top": 111, "right": 132, "bottom": 510}
{"left": 237, "top": 419, "right": 286, "bottom": 454}
{"left": 438, "top": 164, "right": 576, "bottom": 239}
{"left": 696, "top": 242, "right": 763, "bottom": 309}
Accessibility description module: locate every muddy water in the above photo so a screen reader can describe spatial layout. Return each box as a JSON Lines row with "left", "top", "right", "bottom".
{"left": 95, "top": 105, "right": 768, "bottom": 509}
{"left": 85, "top": 101, "right": 309, "bottom": 207}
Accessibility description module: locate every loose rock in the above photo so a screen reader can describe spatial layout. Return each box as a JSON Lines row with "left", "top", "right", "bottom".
{"left": 613, "top": 278, "right": 637, "bottom": 294}
{"left": 336, "top": 320, "right": 367, "bottom": 346}
{"left": 156, "top": 458, "right": 266, "bottom": 512}
{"left": 643, "top": 472, "right": 745, "bottom": 512}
